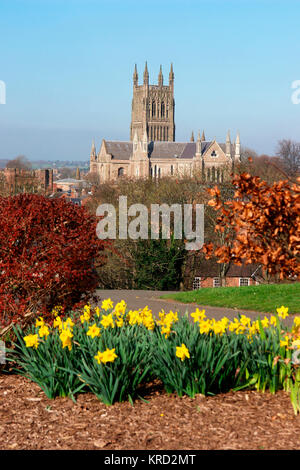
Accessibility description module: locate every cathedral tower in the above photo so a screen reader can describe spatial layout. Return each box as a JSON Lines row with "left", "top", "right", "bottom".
{"left": 130, "top": 62, "right": 175, "bottom": 142}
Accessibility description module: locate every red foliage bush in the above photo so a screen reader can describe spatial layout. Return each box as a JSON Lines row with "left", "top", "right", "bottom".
{"left": 0, "top": 194, "right": 108, "bottom": 331}
{"left": 202, "top": 173, "right": 300, "bottom": 280}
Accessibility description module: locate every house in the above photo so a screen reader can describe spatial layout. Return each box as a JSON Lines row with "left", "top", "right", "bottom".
{"left": 188, "top": 259, "right": 262, "bottom": 289}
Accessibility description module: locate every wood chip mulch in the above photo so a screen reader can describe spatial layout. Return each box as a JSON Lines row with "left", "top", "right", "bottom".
{"left": 0, "top": 371, "right": 300, "bottom": 451}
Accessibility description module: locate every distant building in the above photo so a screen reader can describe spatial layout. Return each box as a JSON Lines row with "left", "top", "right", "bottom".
{"left": 90, "top": 63, "right": 241, "bottom": 183}
{"left": 53, "top": 178, "right": 91, "bottom": 192}
{"left": 3, "top": 167, "right": 53, "bottom": 194}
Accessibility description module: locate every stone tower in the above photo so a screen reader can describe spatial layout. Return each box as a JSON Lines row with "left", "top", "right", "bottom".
{"left": 130, "top": 62, "right": 175, "bottom": 142}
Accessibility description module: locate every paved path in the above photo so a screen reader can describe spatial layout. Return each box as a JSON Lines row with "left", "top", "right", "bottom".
{"left": 96, "top": 289, "right": 268, "bottom": 322}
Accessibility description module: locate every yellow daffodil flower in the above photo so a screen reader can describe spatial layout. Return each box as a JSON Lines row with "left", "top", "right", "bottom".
{"left": 53, "top": 315, "right": 63, "bottom": 330}
{"left": 276, "top": 306, "right": 289, "bottom": 319}
{"left": 87, "top": 323, "right": 101, "bottom": 338}
{"left": 38, "top": 324, "right": 50, "bottom": 339}
{"left": 280, "top": 336, "right": 289, "bottom": 348}
{"left": 94, "top": 348, "right": 117, "bottom": 364}
{"left": 101, "top": 298, "right": 114, "bottom": 311}
{"left": 24, "top": 334, "right": 39, "bottom": 349}
{"left": 59, "top": 328, "right": 73, "bottom": 351}
{"left": 100, "top": 313, "right": 114, "bottom": 329}
{"left": 176, "top": 343, "right": 190, "bottom": 361}
{"left": 113, "top": 300, "right": 127, "bottom": 317}
{"left": 191, "top": 308, "right": 206, "bottom": 323}
{"left": 35, "top": 316, "right": 45, "bottom": 328}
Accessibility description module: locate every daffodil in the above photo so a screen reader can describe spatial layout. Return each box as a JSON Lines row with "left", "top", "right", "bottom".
{"left": 240, "top": 315, "right": 251, "bottom": 327}
{"left": 101, "top": 298, "right": 114, "bottom": 311}
{"left": 51, "top": 305, "right": 63, "bottom": 317}
{"left": 80, "top": 310, "right": 91, "bottom": 324}
{"left": 24, "top": 334, "right": 39, "bottom": 349}
{"left": 115, "top": 317, "right": 124, "bottom": 328}
{"left": 260, "top": 317, "right": 270, "bottom": 329}
{"left": 276, "top": 306, "right": 289, "bottom": 319}
{"left": 100, "top": 313, "right": 114, "bottom": 329}
{"left": 59, "top": 328, "right": 73, "bottom": 351}
{"left": 87, "top": 323, "right": 101, "bottom": 338}
{"left": 199, "top": 320, "right": 211, "bottom": 335}
{"left": 35, "top": 316, "right": 45, "bottom": 328}
{"left": 94, "top": 348, "right": 117, "bottom": 364}
{"left": 113, "top": 300, "right": 127, "bottom": 317}
{"left": 293, "top": 317, "right": 300, "bottom": 328}
{"left": 191, "top": 308, "right": 206, "bottom": 323}
{"left": 176, "top": 343, "right": 190, "bottom": 361}
{"left": 280, "top": 336, "right": 289, "bottom": 348}
{"left": 95, "top": 306, "right": 101, "bottom": 317}
{"left": 53, "top": 315, "right": 63, "bottom": 330}
{"left": 38, "top": 324, "right": 50, "bottom": 339}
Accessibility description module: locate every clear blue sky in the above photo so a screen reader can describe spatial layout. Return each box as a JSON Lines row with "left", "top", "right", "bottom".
{"left": 0, "top": 0, "right": 300, "bottom": 161}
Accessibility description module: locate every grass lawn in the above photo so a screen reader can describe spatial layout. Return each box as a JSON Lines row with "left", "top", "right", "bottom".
{"left": 160, "top": 282, "right": 300, "bottom": 314}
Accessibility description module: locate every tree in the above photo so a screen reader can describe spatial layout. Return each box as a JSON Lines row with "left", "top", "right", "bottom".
{"left": 202, "top": 173, "right": 300, "bottom": 281}
{"left": 6, "top": 155, "right": 32, "bottom": 170}
{"left": 0, "top": 194, "right": 109, "bottom": 336}
{"left": 276, "top": 139, "right": 300, "bottom": 178}
{"left": 130, "top": 236, "right": 186, "bottom": 290}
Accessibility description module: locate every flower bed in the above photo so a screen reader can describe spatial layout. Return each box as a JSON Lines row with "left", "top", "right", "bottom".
{"left": 6, "top": 301, "right": 300, "bottom": 413}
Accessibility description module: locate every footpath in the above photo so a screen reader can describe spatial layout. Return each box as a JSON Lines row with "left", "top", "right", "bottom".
{"left": 96, "top": 289, "right": 266, "bottom": 322}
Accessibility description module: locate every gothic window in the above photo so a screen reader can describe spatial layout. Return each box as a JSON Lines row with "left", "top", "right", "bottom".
{"left": 171, "top": 165, "right": 173, "bottom": 175}
{"left": 158, "top": 168, "right": 161, "bottom": 178}
{"left": 207, "top": 168, "right": 211, "bottom": 181}
{"left": 216, "top": 168, "right": 220, "bottom": 183}
{"left": 211, "top": 150, "right": 218, "bottom": 158}
{"left": 118, "top": 167, "right": 124, "bottom": 177}
{"left": 161, "top": 102, "right": 165, "bottom": 118}
{"left": 212, "top": 167, "right": 216, "bottom": 182}
{"left": 152, "top": 101, "right": 156, "bottom": 118}
{"left": 166, "top": 103, "right": 169, "bottom": 118}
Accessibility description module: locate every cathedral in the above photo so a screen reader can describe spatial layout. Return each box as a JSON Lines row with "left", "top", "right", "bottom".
{"left": 89, "top": 63, "right": 241, "bottom": 182}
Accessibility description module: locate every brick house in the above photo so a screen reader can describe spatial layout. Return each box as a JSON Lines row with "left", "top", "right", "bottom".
{"left": 185, "top": 258, "right": 262, "bottom": 290}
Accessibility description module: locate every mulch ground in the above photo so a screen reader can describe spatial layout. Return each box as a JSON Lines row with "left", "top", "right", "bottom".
{"left": 0, "top": 371, "right": 300, "bottom": 451}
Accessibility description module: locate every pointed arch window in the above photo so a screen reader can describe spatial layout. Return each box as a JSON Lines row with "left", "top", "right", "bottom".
{"left": 152, "top": 101, "right": 156, "bottom": 118}
{"left": 212, "top": 167, "right": 216, "bottom": 182}
{"left": 161, "top": 102, "right": 165, "bottom": 118}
